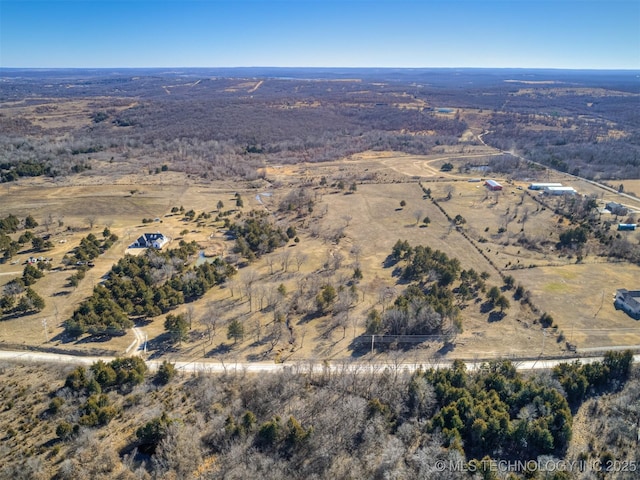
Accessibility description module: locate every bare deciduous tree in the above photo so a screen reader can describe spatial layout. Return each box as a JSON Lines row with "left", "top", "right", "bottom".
{"left": 185, "top": 304, "right": 195, "bottom": 330}
{"left": 241, "top": 269, "right": 258, "bottom": 311}
{"left": 294, "top": 251, "right": 308, "bottom": 272}
{"left": 280, "top": 249, "right": 292, "bottom": 272}
{"left": 200, "top": 302, "right": 219, "bottom": 343}
{"left": 85, "top": 215, "right": 97, "bottom": 229}
{"left": 444, "top": 185, "right": 455, "bottom": 201}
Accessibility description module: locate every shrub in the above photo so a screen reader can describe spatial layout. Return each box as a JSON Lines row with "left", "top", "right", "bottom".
{"left": 155, "top": 361, "right": 177, "bottom": 385}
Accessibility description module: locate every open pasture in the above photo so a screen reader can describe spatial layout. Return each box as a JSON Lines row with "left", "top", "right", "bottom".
{"left": 1, "top": 145, "right": 639, "bottom": 361}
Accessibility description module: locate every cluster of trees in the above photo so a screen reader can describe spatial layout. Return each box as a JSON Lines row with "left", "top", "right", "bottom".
{"left": 367, "top": 241, "right": 466, "bottom": 339}
{"left": 2, "top": 349, "right": 636, "bottom": 480}
{"left": 230, "top": 211, "right": 289, "bottom": 261}
{"left": 391, "top": 240, "right": 461, "bottom": 287}
{"left": 558, "top": 226, "right": 588, "bottom": 249}
{"left": 370, "top": 242, "right": 517, "bottom": 341}
{"left": 0, "top": 214, "right": 43, "bottom": 261}
{"left": 0, "top": 159, "right": 50, "bottom": 182}
{"left": 56, "top": 358, "right": 148, "bottom": 434}
{"left": 64, "top": 241, "right": 235, "bottom": 337}
{"left": 418, "top": 360, "right": 573, "bottom": 460}
{"left": 456, "top": 268, "right": 490, "bottom": 301}
{"left": 552, "top": 350, "right": 634, "bottom": 409}
{"left": 0, "top": 284, "right": 45, "bottom": 316}
{"left": 65, "top": 357, "right": 148, "bottom": 394}
{"left": 544, "top": 194, "right": 640, "bottom": 265}
{"left": 278, "top": 188, "right": 315, "bottom": 215}
{"left": 63, "top": 229, "right": 118, "bottom": 266}
{"left": 1, "top": 229, "right": 49, "bottom": 316}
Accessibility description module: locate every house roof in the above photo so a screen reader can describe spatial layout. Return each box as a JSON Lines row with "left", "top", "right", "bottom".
{"left": 131, "top": 233, "right": 168, "bottom": 247}
{"left": 617, "top": 289, "right": 640, "bottom": 306}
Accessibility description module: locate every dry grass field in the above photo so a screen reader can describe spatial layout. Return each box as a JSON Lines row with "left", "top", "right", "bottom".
{"left": 1, "top": 140, "right": 639, "bottom": 363}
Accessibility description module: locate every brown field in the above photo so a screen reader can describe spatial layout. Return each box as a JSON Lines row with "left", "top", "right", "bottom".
{"left": 1, "top": 145, "right": 639, "bottom": 362}
{"left": 0, "top": 97, "right": 137, "bottom": 130}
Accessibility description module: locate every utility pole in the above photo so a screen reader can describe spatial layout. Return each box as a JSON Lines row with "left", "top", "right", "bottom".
{"left": 42, "top": 318, "right": 49, "bottom": 342}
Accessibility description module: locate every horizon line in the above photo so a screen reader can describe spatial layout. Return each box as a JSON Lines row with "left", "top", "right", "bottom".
{"left": 1, "top": 66, "right": 639, "bottom": 72}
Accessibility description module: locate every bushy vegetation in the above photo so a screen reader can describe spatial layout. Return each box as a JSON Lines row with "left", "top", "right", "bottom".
{"left": 230, "top": 210, "right": 289, "bottom": 261}
{"left": 63, "top": 231, "right": 118, "bottom": 265}
{"left": 0, "top": 354, "right": 635, "bottom": 479}
{"left": 64, "top": 241, "right": 235, "bottom": 337}
{"left": 371, "top": 241, "right": 468, "bottom": 340}
{"left": 0, "top": 160, "right": 50, "bottom": 182}
{"left": 421, "top": 360, "right": 573, "bottom": 460}
{"left": 0, "top": 213, "right": 46, "bottom": 262}
{"left": 552, "top": 350, "right": 634, "bottom": 409}
{"left": 391, "top": 239, "right": 461, "bottom": 287}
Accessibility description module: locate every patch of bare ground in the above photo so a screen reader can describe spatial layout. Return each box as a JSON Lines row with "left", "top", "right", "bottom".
{"left": 0, "top": 97, "right": 137, "bottom": 130}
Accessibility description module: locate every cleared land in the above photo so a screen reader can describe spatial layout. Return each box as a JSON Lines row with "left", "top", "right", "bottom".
{"left": 2, "top": 144, "right": 639, "bottom": 364}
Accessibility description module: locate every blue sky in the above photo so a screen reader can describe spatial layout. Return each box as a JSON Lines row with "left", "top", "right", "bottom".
{"left": 1, "top": 0, "right": 639, "bottom": 69}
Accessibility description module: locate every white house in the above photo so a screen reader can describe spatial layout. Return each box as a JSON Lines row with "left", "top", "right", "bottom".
{"left": 130, "top": 233, "right": 169, "bottom": 249}
{"left": 615, "top": 289, "right": 640, "bottom": 319}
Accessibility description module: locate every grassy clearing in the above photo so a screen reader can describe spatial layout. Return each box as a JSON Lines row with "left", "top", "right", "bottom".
{"left": 1, "top": 150, "right": 639, "bottom": 361}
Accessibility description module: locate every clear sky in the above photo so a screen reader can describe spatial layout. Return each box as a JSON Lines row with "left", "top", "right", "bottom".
{"left": 1, "top": 0, "right": 639, "bottom": 69}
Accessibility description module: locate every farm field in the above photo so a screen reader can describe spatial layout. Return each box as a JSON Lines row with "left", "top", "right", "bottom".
{"left": 2, "top": 146, "right": 639, "bottom": 363}
{"left": 1, "top": 69, "right": 639, "bottom": 367}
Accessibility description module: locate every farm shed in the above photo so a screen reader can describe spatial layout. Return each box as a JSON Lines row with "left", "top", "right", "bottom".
{"left": 618, "top": 224, "right": 637, "bottom": 231}
{"left": 607, "top": 202, "right": 629, "bottom": 216}
{"left": 615, "top": 289, "right": 640, "bottom": 319}
{"left": 528, "top": 183, "right": 563, "bottom": 190}
{"left": 543, "top": 186, "right": 577, "bottom": 195}
{"left": 484, "top": 179, "right": 502, "bottom": 191}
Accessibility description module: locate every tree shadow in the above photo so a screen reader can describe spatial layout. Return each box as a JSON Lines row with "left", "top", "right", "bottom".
{"left": 436, "top": 342, "right": 456, "bottom": 356}
{"left": 134, "top": 317, "right": 154, "bottom": 327}
{"left": 382, "top": 254, "right": 399, "bottom": 269}
{"left": 488, "top": 311, "right": 506, "bottom": 322}
{"left": 297, "top": 311, "right": 321, "bottom": 325}
{"left": 206, "top": 342, "right": 233, "bottom": 357}
{"left": 76, "top": 332, "right": 123, "bottom": 344}
{"left": 348, "top": 338, "right": 370, "bottom": 357}
{"left": 480, "top": 301, "right": 495, "bottom": 314}
{"left": 145, "top": 332, "right": 180, "bottom": 358}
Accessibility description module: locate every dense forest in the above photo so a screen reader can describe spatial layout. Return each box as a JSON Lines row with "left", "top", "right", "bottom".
{"left": 1, "top": 68, "right": 638, "bottom": 181}
{"left": 0, "top": 353, "right": 636, "bottom": 479}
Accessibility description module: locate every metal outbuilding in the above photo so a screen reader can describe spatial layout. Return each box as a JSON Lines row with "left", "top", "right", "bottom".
{"left": 484, "top": 179, "right": 502, "bottom": 191}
